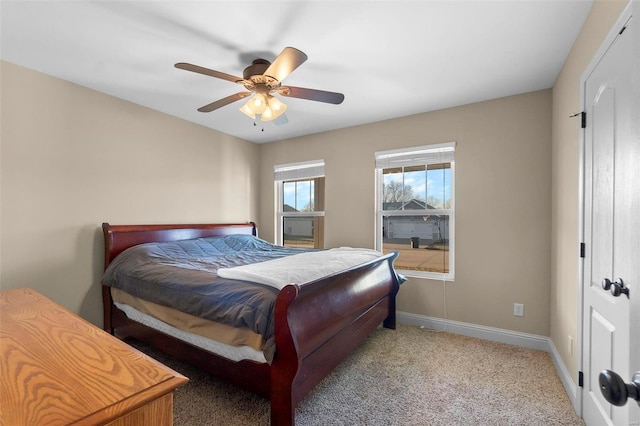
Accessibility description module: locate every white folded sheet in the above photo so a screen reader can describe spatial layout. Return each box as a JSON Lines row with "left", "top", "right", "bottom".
{"left": 217, "top": 247, "right": 383, "bottom": 290}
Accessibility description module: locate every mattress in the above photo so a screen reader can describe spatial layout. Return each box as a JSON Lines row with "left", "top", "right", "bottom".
{"left": 111, "top": 287, "right": 264, "bottom": 350}
{"left": 115, "top": 302, "right": 267, "bottom": 363}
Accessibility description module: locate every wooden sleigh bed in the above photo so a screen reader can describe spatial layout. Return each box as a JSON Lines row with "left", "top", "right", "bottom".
{"left": 101, "top": 222, "right": 401, "bottom": 425}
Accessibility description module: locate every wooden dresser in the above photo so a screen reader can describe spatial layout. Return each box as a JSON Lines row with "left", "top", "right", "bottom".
{"left": 0, "top": 288, "right": 188, "bottom": 425}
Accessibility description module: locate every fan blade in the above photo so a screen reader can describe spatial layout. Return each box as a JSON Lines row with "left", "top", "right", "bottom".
{"left": 274, "top": 113, "right": 289, "bottom": 126}
{"left": 280, "top": 86, "right": 344, "bottom": 104}
{"left": 197, "top": 92, "right": 251, "bottom": 112}
{"left": 175, "top": 62, "right": 244, "bottom": 84}
{"left": 264, "top": 47, "right": 308, "bottom": 82}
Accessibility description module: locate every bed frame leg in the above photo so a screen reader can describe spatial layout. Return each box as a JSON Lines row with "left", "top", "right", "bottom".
{"left": 383, "top": 308, "right": 397, "bottom": 330}
{"left": 383, "top": 285, "right": 399, "bottom": 330}
{"left": 101, "top": 285, "right": 115, "bottom": 334}
{"left": 270, "top": 392, "right": 294, "bottom": 426}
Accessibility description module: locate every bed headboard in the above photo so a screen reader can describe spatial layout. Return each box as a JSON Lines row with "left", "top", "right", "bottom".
{"left": 102, "top": 222, "right": 257, "bottom": 269}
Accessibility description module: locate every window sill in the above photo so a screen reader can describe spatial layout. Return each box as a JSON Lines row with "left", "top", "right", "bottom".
{"left": 396, "top": 269, "right": 454, "bottom": 282}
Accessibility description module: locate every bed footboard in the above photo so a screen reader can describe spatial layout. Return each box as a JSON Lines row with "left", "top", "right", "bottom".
{"left": 270, "top": 252, "right": 400, "bottom": 425}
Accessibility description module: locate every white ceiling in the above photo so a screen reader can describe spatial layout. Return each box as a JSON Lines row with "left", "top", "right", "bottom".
{"left": 1, "top": 1, "right": 593, "bottom": 144}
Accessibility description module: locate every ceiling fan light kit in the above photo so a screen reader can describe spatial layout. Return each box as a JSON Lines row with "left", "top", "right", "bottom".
{"left": 261, "top": 96, "right": 288, "bottom": 121}
{"left": 246, "top": 93, "right": 268, "bottom": 115}
{"left": 176, "top": 47, "right": 344, "bottom": 125}
{"left": 239, "top": 94, "right": 287, "bottom": 121}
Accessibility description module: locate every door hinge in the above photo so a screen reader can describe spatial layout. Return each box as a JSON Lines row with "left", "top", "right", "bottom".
{"left": 580, "top": 242, "right": 585, "bottom": 258}
{"left": 569, "top": 111, "right": 586, "bottom": 128}
{"left": 579, "top": 371, "right": 584, "bottom": 387}
{"left": 619, "top": 16, "right": 632, "bottom": 35}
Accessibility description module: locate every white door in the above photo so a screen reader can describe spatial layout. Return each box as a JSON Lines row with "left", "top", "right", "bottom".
{"left": 581, "top": 4, "right": 640, "bottom": 426}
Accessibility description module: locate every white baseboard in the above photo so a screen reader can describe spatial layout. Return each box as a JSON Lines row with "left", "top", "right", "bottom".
{"left": 548, "top": 338, "right": 581, "bottom": 414}
{"left": 396, "top": 311, "right": 580, "bottom": 414}
{"left": 397, "top": 311, "right": 549, "bottom": 350}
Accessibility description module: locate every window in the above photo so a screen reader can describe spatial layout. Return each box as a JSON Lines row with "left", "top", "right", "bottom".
{"left": 275, "top": 160, "right": 325, "bottom": 249}
{"left": 375, "top": 142, "right": 455, "bottom": 280}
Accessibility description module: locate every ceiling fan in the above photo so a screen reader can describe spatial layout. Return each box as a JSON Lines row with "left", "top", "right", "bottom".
{"left": 175, "top": 47, "right": 344, "bottom": 124}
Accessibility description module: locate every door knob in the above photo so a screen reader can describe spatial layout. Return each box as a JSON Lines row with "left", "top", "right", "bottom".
{"left": 599, "top": 370, "right": 640, "bottom": 407}
{"left": 610, "top": 278, "right": 630, "bottom": 298}
{"left": 602, "top": 278, "right": 629, "bottom": 298}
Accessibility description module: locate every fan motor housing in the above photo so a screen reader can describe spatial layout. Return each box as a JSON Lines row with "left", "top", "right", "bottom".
{"left": 243, "top": 59, "right": 279, "bottom": 88}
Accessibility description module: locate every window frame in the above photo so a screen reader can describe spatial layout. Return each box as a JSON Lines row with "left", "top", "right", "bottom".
{"left": 375, "top": 142, "right": 455, "bottom": 280}
{"left": 274, "top": 160, "right": 325, "bottom": 248}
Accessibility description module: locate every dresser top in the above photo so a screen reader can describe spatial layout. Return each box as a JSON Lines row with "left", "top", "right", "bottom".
{"left": 0, "top": 288, "right": 188, "bottom": 425}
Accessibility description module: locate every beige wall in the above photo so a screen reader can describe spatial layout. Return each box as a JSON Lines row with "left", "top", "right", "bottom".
{"left": 550, "top": 0, "right": 628, "bottom": 380}
{"left": 0, "top": 61, "right": 260, "bottom": 326}
{"left": 259, "top": 90, "right": 552, "bottom": 336}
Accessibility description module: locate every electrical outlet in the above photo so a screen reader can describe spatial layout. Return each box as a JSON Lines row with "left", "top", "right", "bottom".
{"left": 514, "top": 303, "right": 524, "bottom": 317}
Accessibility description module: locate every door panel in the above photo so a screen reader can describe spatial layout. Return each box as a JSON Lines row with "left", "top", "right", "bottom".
{"left": 590, "top": 309, "right": 614, "bottom": 417}
{"left": 590, "top": 87, "right": 613, "bottom": 288}
{"left": 581, "top": 6, "right": 638, "bottom": 425}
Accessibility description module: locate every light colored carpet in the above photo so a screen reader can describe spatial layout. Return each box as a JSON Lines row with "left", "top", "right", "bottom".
{"left": 130, "top": 324, "right": 585, "bottom": 425}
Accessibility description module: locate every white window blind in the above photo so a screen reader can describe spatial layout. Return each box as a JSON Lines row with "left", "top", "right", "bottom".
{"left": 375, "top": 142, "right": 455, "bottom": 169}
{"left": 274, "top": 160, "right": 325, "bottom": 181}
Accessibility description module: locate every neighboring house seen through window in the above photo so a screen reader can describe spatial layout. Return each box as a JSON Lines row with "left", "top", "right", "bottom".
{"left": 275, "top": 160, "right": 325, "bottom": 249}
{"left": 375, "top": 143, "right": 455, "bottom": 280}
